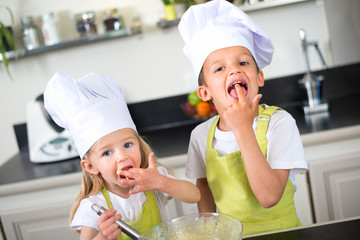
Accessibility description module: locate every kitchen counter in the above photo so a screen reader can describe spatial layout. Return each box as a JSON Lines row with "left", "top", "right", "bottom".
{"left": 0, "top": 62, "right": 359, "bottom": 195}
{"left": 244, "top": 216, "right": 360, "bottom": 240}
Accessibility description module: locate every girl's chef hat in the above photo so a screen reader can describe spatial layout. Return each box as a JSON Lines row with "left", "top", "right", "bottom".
{"left": 44, "top": 72, "right": 137, "bottom": 159}
{"left": 178, "top": 0, "right": 274, "bottom": 79}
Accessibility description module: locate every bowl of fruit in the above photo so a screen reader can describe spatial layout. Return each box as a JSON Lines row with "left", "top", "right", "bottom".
{"left": 182, "top": 91, "right": 217, "bottom": 121}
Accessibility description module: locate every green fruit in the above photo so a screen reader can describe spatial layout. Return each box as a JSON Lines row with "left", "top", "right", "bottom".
{"left": 188, "top": 91, "right": 202, "bottom": 106}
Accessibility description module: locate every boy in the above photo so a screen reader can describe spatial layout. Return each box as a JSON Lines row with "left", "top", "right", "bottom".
{"left": 178, "top": 0, "right": 308, "bottom": 235}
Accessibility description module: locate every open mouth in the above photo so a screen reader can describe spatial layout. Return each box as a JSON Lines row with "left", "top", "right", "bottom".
{"left": 227, "top": 81, "right": 248, "bottom": 98}
{"left": 117, "top": 167, "right": 133, "bottom": 180}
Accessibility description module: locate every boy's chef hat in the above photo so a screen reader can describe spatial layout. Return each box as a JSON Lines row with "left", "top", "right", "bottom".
{"left": 178, "top": 0, "right": 274, "bottom": 79}
{"left": 44, "top": 72, "right": 137, "bottom": 159}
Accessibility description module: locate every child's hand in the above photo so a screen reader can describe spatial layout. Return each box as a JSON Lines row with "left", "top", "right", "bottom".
{"left": 121, "top": 152, "right": 200, "bottom": 203}
{"left": 223, "top": 84, "right": 262, "bottom": 132}
{"left": 97, "top": 209, "right": 122, "bottom": 240}
{"left": 120, "top": 152, "right": 164, "bottom": 195}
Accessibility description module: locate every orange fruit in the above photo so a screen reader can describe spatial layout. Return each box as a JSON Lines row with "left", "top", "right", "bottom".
{"left": 196, "top": 101, "right": 212, "bottom": 116}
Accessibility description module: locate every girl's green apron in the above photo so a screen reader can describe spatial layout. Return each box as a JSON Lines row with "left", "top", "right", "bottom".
{"left": 101, "top": 188, "right": 162, "bottom": 240}
{"left": 206, "top": 106, "right": 301, "bottom": 235}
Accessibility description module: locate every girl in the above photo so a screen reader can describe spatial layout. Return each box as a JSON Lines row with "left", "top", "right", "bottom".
{"left": 44, "top": 72, "right": 200, "bottom": 240}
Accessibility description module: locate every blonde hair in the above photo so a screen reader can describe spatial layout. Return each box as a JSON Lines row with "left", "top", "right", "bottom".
{"left": 69, "top": 130, "right": 172, "bottom": 228}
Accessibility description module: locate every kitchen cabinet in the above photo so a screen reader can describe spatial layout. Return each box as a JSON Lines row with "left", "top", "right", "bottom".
{"left": 1, "top": 202, "right": 78, "bottom": 240}
{"left": 302, "top": 126, "right": 360, "bottom": 223}
{"left": 0, "top": 185, "right": 80, "bottom": 240}
{"left": 310, "top": 149, "right": 360, "bottom": 222}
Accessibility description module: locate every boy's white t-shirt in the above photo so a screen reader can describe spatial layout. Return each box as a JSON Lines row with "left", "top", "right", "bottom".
{"left": 186, "top": 104, "right": 308, "bottom": 188}
{"left": 71, "top": 166, "right": 173, "bottom": 231}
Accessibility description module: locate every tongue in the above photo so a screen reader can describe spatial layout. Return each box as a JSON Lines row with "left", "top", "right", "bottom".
{"left": 229, "top": 88, "right": 238, "bottom": 98}
{"left": 229, "top": 85, "right": 246, "bottom": 99}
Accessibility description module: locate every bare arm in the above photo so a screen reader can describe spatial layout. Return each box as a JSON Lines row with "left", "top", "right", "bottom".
{"left": 156, "top": 176, "right": 201, "bottom": 203}
{"left": 222, "top": 85, "right": 289, "bottom": 208}
{"left": 120, "top": 152, "right": 201, "bottom": 203}
{"left": 234, "top": 125, "right": 289, "bottom": 207}
{"left": 196, "top": 178, "right": 216, "bottom": 212}
{"left": 80, "top": 226, "right": 99, "bottom": 240}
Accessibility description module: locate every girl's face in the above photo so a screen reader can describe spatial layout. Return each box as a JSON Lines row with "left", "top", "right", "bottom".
{"left": 197, "top": 46, "right": 264, "bottom": 116}
{"left": 81, "top": 128, "right": 142, "bottom": 195}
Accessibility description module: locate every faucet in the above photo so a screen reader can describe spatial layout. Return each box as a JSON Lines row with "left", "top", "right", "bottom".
{"left": 299, "top": 29, "right": 329, "bottom": 115}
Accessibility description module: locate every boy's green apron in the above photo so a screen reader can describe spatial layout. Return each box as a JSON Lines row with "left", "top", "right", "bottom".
{"left": 101, "top": 188, "right": 162, "bottom": 240}
{"left": 206, "top": 106, "right": 301, "bottom": 235}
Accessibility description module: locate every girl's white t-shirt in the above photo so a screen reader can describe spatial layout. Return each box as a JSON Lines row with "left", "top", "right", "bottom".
{"left": 186, "top": 104, "right": 308, "bottom": 188}
{"left": 70, "top": 166, "right": 173, "bottom": 231}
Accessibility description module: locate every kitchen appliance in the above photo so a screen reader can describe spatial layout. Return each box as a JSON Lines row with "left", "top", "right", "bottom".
{"left": 26, "top": 94, "right": 78, "bottom": 163}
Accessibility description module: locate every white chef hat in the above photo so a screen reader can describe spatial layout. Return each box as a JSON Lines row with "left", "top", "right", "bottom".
{"left": 178, "top": 0, "right": 274, "bottom": 79}
{"left": 44, "top": 72, "right": 137, "bottom": 159}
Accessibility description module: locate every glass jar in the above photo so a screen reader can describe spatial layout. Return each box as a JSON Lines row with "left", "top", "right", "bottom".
{"left": 103, "top": 8, "right": 124, "bottom": 32}
{"left": 41, "top": 12, "right": 62, "bottom": 46}
{"left": 21, "top": 16, "right": 41, "bottom": 50}
{"left": 75, "top": 11, "right": 97, "bottom": 36}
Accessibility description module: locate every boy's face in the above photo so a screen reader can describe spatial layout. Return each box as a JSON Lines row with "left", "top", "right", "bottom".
{"left": 197, "top": 46, "right": 264, "bottom": 116}
{"left": 81, "top": 128, "right": 142, "bottom": 193}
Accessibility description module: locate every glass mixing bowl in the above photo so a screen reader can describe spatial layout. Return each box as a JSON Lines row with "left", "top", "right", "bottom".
{"left": 142, "top": 212, "right": 243, "bottom": 240}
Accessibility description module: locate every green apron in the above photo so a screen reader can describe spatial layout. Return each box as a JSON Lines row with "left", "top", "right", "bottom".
{"left": 206, "top": 106, "right": 301, "bottom": 235}
{"left": 101, "top": 187, "right": 162, "bottom": 240}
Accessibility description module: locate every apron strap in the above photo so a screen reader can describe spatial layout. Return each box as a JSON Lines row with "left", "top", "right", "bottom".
{"left": 256, "top": 106, "right": 283, "bottom": 158}
{"left": 101, "top": 187, "right": 113, "bottom": 209}
{"left": 100, "top": 187, "right": 162, "bottom": 238}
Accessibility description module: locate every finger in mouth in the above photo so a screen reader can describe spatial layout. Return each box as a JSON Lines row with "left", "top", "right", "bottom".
{"left": 117, "top": 168, "right": 129, "bottom": 180}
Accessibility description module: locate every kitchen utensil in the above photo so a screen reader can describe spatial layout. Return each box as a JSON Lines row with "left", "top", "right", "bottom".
{"left": 143, "top": 212, "right": 243, "bottom": 239}
{"left": 91, "top": 204, "right": 150, "bottom": 240}
{"left": 26, "top": 94, "right": 78, "bottom": 163}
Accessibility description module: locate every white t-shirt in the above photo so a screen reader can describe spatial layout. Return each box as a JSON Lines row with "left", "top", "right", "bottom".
{"left": 71, "top": 166, "right": 173, "bottom": 231}
{"left": 186, "top": 104, "right": 308, "bottom": 188}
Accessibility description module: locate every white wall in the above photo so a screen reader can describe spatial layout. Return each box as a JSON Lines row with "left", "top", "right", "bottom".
{"left": 0, "top": 0, "right": 350, "bottom": 166}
